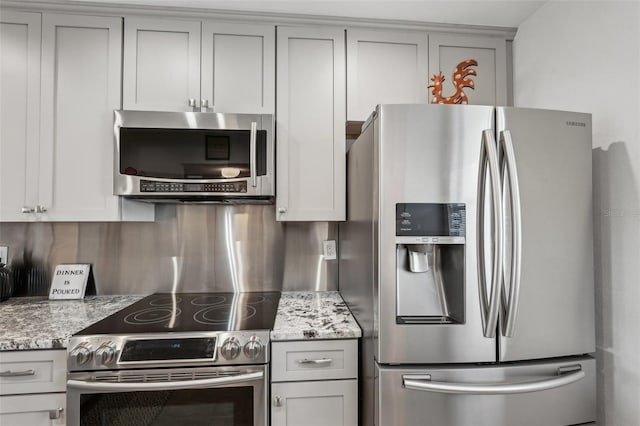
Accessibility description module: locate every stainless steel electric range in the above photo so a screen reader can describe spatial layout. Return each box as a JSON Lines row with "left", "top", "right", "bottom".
{"left": 66, "top": 292, "right": 280, "bottom": 426}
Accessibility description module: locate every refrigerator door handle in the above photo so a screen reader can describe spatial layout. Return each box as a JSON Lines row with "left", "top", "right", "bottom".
{"left": 499, "top": 129, "right": 522, "bottom": 338}
{"left": 402, "top": 367, "right": 585, "bottom": 395}
{"left": 477, "top": 129, "right": 504, "bottom": 338}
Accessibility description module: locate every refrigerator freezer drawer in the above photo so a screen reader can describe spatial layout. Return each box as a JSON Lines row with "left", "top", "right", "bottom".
{"left": 377, "top": 356, "right": 595, "bottom": 426}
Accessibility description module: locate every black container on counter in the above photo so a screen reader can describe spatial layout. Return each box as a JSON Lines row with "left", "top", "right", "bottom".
{"left": 9, "top": 255, "right": 50, "bottom": 297}
{"left": 0, "top": 263, "right": 13, "bottom": 302}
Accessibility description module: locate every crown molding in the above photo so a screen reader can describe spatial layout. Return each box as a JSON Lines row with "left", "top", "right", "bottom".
{"left": 1, "top": 0, "right": 518, "bottom": 38}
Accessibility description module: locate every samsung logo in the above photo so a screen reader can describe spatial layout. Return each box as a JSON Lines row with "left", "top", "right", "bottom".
{"left": 566, "top": 121, "right": 587, "bottom": 127}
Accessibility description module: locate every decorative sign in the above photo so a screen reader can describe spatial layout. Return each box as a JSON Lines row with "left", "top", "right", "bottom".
{"left": 428, "top": 59, "right": 478, "bottom": 104}
{"left": 49, "top": 264, "right": 94, "bottom": 300}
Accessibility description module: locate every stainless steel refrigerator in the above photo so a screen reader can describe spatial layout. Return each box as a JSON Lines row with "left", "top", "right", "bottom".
{"left": 339, "top": 104, "right": 596, "bottom": 426}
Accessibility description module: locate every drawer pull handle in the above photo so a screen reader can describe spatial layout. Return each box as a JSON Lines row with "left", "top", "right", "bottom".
{"left": 297, "top": 358, "right": 333, "bottom": 365}
{"left": 49, "top": 408, "right": 64, "bottom": 420}
{"left": 0, "top": 369, "right": 36, "bottom": 377}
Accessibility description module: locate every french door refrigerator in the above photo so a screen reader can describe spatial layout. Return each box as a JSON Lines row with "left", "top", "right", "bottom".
{"left": 339, "top": 104, "right": 596, "bottom": 426}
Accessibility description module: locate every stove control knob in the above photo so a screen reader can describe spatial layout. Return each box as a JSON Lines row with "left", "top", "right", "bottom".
{"left": 70, "top": 343, "right": 92, "bottom": 366}
{"left": 220, "top": 337, "right": 241, "bottom": 360}
{"left": 95, "top": 342, "right": 117, "bottom": 365}
{"left": 243, "top": 336, "right": 263, "bottom": 360}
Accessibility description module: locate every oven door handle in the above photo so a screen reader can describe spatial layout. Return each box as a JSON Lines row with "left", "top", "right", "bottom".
{"left": 67, "top": 371, "right": 263, "bottom": 392}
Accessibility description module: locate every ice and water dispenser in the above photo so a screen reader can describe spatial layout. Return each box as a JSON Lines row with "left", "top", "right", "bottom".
{"left": 396, "top": 203, "right": 465, "bottom": 324}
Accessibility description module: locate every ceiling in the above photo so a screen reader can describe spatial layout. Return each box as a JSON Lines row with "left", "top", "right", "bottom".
{"left": 62, "top": 0, "right": 548, "bottom": 27}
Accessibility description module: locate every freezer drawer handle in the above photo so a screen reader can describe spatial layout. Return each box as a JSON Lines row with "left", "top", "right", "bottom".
{"left": 402, "top": 367, "right": 585, "bottom": 395}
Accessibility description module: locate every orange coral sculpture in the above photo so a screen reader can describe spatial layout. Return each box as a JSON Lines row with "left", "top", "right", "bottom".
{"left": 428, "top": 59, "right": 478, "bottom": 104}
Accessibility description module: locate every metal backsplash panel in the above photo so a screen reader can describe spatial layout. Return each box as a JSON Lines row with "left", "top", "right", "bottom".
{"left": 0, "top": 205, "right": 338, "bottom": 294}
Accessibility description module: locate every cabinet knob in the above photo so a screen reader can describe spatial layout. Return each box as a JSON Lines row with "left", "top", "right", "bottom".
{"left": 188, "top": 99, "right": 197, "bottom": 107}
{"left": 273, "top": 396, "right": 283, "bottom": 407}
{"left": 21, "top": 206, "right": 35, "bottom": 213}
{"left": 278, "top": 207, "right": 287, "bottom": 214}
{"left": 35, "top": 205, "right": 47, "bottom": 213}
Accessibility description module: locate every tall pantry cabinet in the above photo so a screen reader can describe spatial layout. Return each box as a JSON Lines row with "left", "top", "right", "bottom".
{"left": 275, "top": 26, "right": 346, "bottom": 222}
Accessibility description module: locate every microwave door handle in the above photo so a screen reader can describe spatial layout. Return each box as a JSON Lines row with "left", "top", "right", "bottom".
{"left": 67, "top": 371, "right": 263, "bottom": 392}
{"left": 250, "top": 121, "right": 257, "bottom": 187}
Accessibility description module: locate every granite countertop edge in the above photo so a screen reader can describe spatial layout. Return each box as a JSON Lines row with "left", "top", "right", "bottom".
{"left": 270, "top": 291, "right": 362, "bottom": 341}
{"left": 0, "top": 291, "right": 362, "bottom": 351}
{"left": 0, "top": 295, "right": 145, "bottom": 352}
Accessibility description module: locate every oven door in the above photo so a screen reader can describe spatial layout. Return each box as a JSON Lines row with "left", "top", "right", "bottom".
{"left": 67, "top": 365, "right": 266, "bottom": 426}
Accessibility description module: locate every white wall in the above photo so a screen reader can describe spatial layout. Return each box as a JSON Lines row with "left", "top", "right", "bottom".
{"left": 513, "top": 2, "right": 640, "bottom": 425}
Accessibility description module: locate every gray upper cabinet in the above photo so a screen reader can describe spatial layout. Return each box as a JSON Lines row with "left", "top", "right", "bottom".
{"left": 123, "top": 17, "right": 275, "bottom": 113}
{"left": 276, "top": 26, "right": 346, "bottom": 222}
{"left": 428, "top": 32, "right": 507, "bottom": 106}
{"left": 0, "top": 11, "right": 153, "bottom": 222}
{"left": 123, "top": 17, "right": 200, "bottom": 112}
{"left": 201, "top": 21, "right": 275, "bottom": 114}
{"left": 346, "top": 28, "right": 429, "bottom": 121}
{"left": 0, "top": 11, "right": 41, "bottom": 221}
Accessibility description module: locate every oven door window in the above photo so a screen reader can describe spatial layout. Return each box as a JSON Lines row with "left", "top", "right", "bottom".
{"left": 80, "top": 387, "right": 253, "bottom": 426}
{"left": 119, "top": 128, "right": 267, "bottom": 179}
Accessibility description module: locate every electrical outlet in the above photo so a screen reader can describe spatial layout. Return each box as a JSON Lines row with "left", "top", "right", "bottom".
{"left": 323, "top": 240, "right": 336, "bottom": 260}
{"left": 0, "top": 246, "right": 8, "bottom": 265}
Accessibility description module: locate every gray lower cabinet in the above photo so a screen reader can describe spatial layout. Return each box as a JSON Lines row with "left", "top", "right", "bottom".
{"left": 271, "top": 339, "right": 358, "bottom": 426}
{"left": 271, "top": 380, "right": 357, "bottom": 426}
{"left": 0, "top": 349, "right": 66, "bottom": 425}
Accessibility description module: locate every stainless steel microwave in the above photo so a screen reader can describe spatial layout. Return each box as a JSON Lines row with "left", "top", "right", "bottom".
{"left": 114, "top": 110, "right": 274, "bottom": 203}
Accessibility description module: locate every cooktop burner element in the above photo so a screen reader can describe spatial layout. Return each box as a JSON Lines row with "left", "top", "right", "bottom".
{"left": 194, "top": 304, "right": 257, "bottom": 325}
{"left": 149, "top": 295, "right": 183, "bottom": 306}
{"left": 190, "top": 294, "right": 227, "bottom": 306}
{"left": 123, "top": 307, "right": 182, "bottom": 325}
{"left": 68, "top": 292, "right": 280, "bottom": 372}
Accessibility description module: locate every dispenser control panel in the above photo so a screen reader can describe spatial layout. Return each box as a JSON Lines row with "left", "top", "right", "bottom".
{"left": 396, "top": 203, "right": 466, "bottom": 237}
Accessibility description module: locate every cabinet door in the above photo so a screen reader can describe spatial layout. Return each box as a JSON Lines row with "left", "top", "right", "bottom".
{"left": 271, "top": 380, "right": 357, "bottom": 426}
{"left": 123, "top": 17, "right": 201, "bottom": 111}
{"left": 428, "top": 33, "right": 507, "bottom": 106}
{"left": 0, "top": 393, "right": 66, "bottom": 426}
{"left": 38, "top": 14, "right": 124, "bottom": 221}
{"left": 276, "top": 26, "right": 346, "bottom": 221}
{"left": 347, "top": 28, "right": 428, "bottom": 121}
{"left": 0, "top": 11, "right": 41, "bottom": 221}
{"left": 201, "top": 22, "right": 275, "bottom": 114}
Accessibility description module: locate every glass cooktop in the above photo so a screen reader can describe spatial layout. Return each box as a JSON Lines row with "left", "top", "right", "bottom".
{"left": 75, "top": 292, "right": 281, "bottom": 336}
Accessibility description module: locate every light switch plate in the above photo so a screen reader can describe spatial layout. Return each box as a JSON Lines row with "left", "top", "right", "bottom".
{"left": 0, "top": 246, "right": 8, "bottom": 265}
{"left": 323, "top": 240, "right": 336, "bottom": 260}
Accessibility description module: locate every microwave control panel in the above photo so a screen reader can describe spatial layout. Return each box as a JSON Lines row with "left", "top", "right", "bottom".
{"left": 140, "top": 180, "right": 247, "bottom": 193}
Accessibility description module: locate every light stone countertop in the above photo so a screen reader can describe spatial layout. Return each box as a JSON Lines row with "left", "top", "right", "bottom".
{"left": 0, "top": 291, "right": 361, "bottom": 351}
{"left": 0, "top": 295, "right": 144, "bottom": 351}
{"left": 271, "top": 291, "right": 362, "bottom": 341}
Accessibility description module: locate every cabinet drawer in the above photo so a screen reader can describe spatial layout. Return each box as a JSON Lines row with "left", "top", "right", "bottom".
{"left": 0, "top": 392, "right": 66, "bottom": 425}
{"left": 0, "top": 350, "right": 66, "bottom": 395}
{"left": 272, "top": 340, "right": 357, "bottom": 382}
